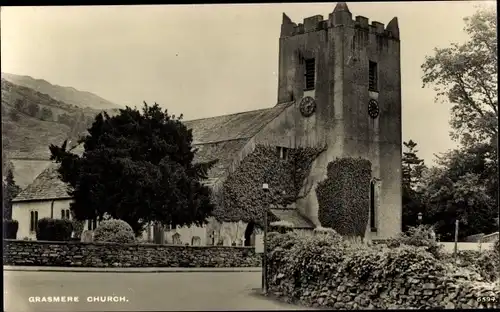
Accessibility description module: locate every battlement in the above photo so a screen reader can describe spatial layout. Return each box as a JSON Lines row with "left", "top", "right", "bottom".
{"left": 280, "top": 2, "right": 399, "bottom": 40}
{"left": 355, "top": 16, "right": 399, "bottom": 39}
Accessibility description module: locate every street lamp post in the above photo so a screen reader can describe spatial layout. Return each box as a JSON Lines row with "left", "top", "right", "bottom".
{"left": 261, "top": 183, "right": 269, "bottom": 294}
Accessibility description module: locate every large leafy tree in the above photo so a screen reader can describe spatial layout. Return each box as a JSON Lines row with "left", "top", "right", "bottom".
{"left": 422, "top": 7, "right": 498, "bottom": 148}
{"left": 50, "top": 103, "right": 217, "bottom": 235}
{"left": 419, "top": 152, "right": 497, "bottom": 241}
{"left": 401, "top": 140, "right": 427, "bottom": 231}
{"left": 419, "top": 7, "right": 498, "bottom": 239}
{"left": 3, "top": 167, "right": 21, "bottom": 220}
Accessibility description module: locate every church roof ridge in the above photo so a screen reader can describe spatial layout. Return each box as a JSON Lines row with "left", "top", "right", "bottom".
{"left": 184, "top": 101, "right": 293, "bottom": 123}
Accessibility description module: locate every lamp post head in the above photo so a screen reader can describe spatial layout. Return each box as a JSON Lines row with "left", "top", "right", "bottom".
{"left": 418, "top": 212, "right": 423, "bottom": 220}
{"left": 262, "top": 183, "right": 269, "bottom": 191}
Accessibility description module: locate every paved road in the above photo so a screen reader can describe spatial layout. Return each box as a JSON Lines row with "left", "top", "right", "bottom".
{"left": 4, "top": 270, "right": 309, "bottom": 311}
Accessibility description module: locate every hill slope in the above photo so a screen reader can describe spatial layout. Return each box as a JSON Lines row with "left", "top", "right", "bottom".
{"left": 2, "top": 78, "right": 118, "bottom": 160}
{"left": 2, "top": 72, "right": 121, "bottom": 110}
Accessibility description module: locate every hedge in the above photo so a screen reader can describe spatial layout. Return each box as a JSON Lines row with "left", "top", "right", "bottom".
{"left": 93, "top": 219, "right": 136, "bottom": 244}
{"left": 215, "top": 145, "right": 324, "bottom": 225}
{"left": 442, "top": 244, "right": 500, "bottom": 283}
{"left": 316, "top": 158, "right": 372, "bottom": 237}
{"left": 3, "top": 219, "right": 19, "bottom": 239}
{"left": 266, "top": 231, "right": 500, "bottom": 309}
{"left": 386, "top": 225, "right": 444, "bottom": 259}
{"left": 36, "top": 218, "right": 73, "bottom": 241}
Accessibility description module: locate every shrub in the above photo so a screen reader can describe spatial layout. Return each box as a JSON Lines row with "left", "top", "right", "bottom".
{"left": 266, "top": 232, "right": 499, "bottom": 310}
{"left": 386, "top": 224, "right": 444, "bottom": 259}
{"left": 93, "top": 219, "right": 136, "bottom": 244}
{"left": 443, "top": 248, "right": 499, "bottom": 283}
{"left": 3, "top": 219, "right": 19, "bottom": 239}
{"left": 72, "top": 220, "right": 85, "bottom": 239}
{"left": 492, "top": 239, "right": 499, "bottom": 261}
{"left": 270, "top": 221, "right": 294, "bottom": 234}
{"left": 474, "top": 251, "right": 498, "bottom": 282}
{"left": 36, "top": 218, "right": 73, "bottom": 241}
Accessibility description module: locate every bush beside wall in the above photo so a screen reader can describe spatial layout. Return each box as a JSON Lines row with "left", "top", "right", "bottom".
{"left": 3, "top": 239, "right": 261, "bottom": 268}
{"left": 266, "top": 231, "right": 499, "bottom": 310}
{"left": 93, "top": 219, "right": 136, "bottom": 244}
{"left": 36, "top": 218, "right": 73, "bottom": 241}
{"left": 3, "top": 219, "right": 19, "bottom": 239}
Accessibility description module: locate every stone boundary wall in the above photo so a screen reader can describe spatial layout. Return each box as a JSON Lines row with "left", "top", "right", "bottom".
{"left": 3, "top": 239, "right": 261, "bottom": 268}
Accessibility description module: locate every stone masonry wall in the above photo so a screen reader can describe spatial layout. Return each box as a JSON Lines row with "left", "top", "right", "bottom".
{"left": 3, "top": 240, "right": 261, "bottom": 268}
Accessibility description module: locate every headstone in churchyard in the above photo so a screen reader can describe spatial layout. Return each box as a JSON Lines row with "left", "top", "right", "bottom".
{"left": 172, "top": 232, "right": 182, "bottom": 245}
{"left": 255, "top": 234, "right": 264, "bottom": 253}
{"left": 81, "top": 230, "right": 93, "bottom": 243}
{"left": 192, "top": 236, "right": 201, "bottom": 246}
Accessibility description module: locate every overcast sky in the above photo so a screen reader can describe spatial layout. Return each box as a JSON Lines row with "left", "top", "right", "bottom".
{"left": 1, "top": 2, "right": 496, "bottom": 165}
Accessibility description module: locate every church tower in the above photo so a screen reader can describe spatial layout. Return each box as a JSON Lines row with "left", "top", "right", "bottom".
{"left": 277, "top": 2, "right": 402, "bottom": 239}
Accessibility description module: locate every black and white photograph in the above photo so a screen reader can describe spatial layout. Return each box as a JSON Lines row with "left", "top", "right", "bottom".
{"left": 2, "top": 1, "right": 499, "bottom": 311}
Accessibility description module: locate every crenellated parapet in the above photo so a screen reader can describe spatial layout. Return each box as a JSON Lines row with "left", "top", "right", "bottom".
{"left": 280, "top": 2, "right": 399, "bottom": 40}
{"left": 354, "top": 16, "right": 399, "bottom": 40}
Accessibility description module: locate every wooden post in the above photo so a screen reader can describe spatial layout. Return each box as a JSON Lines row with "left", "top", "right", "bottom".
{"left": 454, "top": 219, "right": 459, "bottom": 259}
{"left": 262, "top": 210, "right": 268, "bottom": 293}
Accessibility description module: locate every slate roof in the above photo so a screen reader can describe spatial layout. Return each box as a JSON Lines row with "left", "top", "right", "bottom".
{"left": 13, "top": 103, "right": 293, "bottom": 202}
{"left": 185, "top": 102, "right": 292, "bottom": 180}
{"left": 192, "top": 139, "right": 248, "bottom": 180}
{"left": 270, "top": 208, "right": 315, "bottom": 229}
{"left": 12, "top": 145, "right": 84, "bottom": 202}
{"left": 184, "top": 103, "right": 290, "bottom": 144}
{"left": 13, "top": 162, "right": 72, "bottom": 202}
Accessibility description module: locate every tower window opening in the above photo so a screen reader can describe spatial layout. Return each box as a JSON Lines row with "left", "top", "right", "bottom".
{"left": 369, "top": 61, "right": 378, "bottom": 92}
{"left": 304, "top": 58, "right": 316, "bottom": 91}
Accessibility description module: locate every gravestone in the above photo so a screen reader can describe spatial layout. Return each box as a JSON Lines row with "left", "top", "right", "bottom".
{"left": 81, "top": 230, "right": 93, "bottom": 243}
{"left": 172, "top": 233, "right": 182, "bottom": 245}
{"left": 192, "top": 236, "right": 201, "bottom": 246}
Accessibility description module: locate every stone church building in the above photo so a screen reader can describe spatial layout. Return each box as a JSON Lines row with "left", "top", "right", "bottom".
{"left": 12, "top": 3, "right": 402, "bottom": 244}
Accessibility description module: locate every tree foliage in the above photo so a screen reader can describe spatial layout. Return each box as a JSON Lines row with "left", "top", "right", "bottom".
{"left": 402, "top": 140, "right": 427, "bottom": 190}
{"left": 3, "top": 167, "right": 21, "bottom": 220}
{"left": 401, "top": 140, "right": 427, "bottom": 232}
{"left": 49, "top": 102, "right": 217, "bottom": 235}
{"left": 40, "top": 107, "right": 54, "bottom": 121}
{"left": 419, "top": 144, "right": 498, "bottom": 241}
{"left": 27, "top": 102, "right": 40, "bottom": 117}
{"left": 419, "top": 7, "right": 498, "bottom": 240}
{"left": 422, "top": 7, "right": 498, "bottom": 147}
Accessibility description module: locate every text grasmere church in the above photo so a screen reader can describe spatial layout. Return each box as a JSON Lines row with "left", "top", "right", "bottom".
{"left": 13, "top": 2, "right": 402, "bottom": 245}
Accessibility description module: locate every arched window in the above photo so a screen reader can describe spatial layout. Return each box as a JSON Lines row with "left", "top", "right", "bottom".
{"left": 370, "top": 180, "right": 377, "bottom": 231}
{"left": 30, "top": 211, "right": 38, "bottom": 233}
{"left": 61, "top": 209, "right": 71, "bottom": 219}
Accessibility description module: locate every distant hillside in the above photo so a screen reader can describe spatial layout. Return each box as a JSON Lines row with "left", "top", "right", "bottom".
{"left": 2, "top": 72, "right": 121, "bottom": 110}
{"left": 1, "top": 78, "right": 119, "bottom": 160}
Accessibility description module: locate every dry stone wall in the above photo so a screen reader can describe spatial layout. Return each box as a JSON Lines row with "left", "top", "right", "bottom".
{"left": 3, "top": 239, "right": 261, "bottom": 268}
